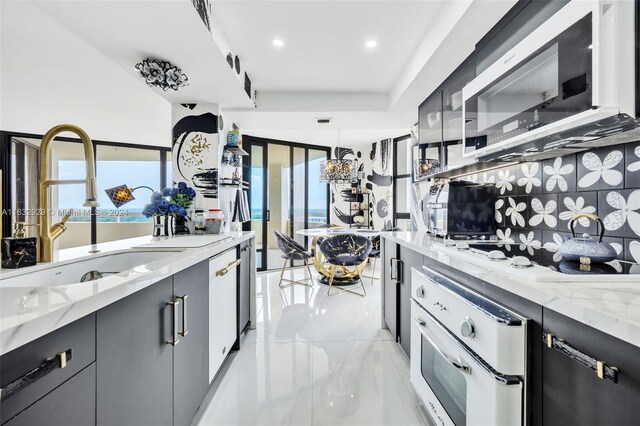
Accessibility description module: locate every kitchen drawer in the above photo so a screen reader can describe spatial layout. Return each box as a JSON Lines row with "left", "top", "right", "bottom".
{"left": 0, "top": 313, "right": 96, "bottom": 423}
{"left": 4, "top": 363, "right": 96, "bottom": 426}
{"left": 412, "top": 267, "right": 526, "bottom": 375}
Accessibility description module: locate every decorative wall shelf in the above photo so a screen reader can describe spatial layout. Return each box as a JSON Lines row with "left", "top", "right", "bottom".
{"left": 36, "top": 0, "right": 255, "bottom": 107}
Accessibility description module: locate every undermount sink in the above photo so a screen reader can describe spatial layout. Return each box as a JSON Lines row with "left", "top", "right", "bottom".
{"left": 0, "top": 250, "right": 183, "bottom": 288}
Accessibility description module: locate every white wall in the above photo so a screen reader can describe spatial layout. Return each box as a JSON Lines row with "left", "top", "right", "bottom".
{"left": 0, "top": 2, "right": 171, "bottom": 147}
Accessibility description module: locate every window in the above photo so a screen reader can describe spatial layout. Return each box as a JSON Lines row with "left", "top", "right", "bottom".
{"left": 3, "top": 132, "right": 170, "bottom": 243}
{"left": 393, "top": 135, "right": 412, "bottom": 230}
{"left": 96, "top": 145, "right": 163, "bottom": 222}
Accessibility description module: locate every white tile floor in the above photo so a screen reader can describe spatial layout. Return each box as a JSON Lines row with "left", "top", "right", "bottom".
{"left": 195, "top": 266, "right": 429, "bottom": 426}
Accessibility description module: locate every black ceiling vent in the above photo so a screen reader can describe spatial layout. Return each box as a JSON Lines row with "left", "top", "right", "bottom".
{"left": 316, "top": 118, "right": 332, "bottom": 125}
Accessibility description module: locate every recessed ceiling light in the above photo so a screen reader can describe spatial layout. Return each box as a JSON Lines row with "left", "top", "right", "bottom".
{"left": 365, "top": 40, "right": 377, "bottom": 49}
{"left": 272, "top": 38, "right": 284, "bottom": 47}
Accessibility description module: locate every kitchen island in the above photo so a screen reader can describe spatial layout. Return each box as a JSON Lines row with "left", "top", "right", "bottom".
{"left": 0, "top": 232, "right": 255, "bottom": 426}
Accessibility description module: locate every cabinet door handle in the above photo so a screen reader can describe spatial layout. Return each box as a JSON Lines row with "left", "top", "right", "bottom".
{"left": 166, "top": 299, "right": 181, "bottom": 346}
{"left": 177, "top": 294, "right": 189, "bottom": 337}
{"left": 390, "top": 258, "right": 403, "bottom": 283}
{"left": 543, "top": 332, "right": 619, "bottom": 383}
{"left": 390, "top": 258, "right": 397, "bottom": 280}
{"left": 216, "top": 259, "right": 242, "bottom": 277}
{"left": 0, "top": 349, "right": 72, "bottom": 402}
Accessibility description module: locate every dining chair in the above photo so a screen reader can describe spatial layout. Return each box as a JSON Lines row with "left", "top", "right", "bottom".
{"left": 273, "top": 231, "right": 315, "bottom": 288}
{"left": 319, "top": 234, "right": 372, "bottom": 297}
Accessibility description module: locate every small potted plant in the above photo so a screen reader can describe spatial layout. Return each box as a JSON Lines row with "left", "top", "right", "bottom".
{"left": 142, "top": 190, "right": 189, "bottom": 237}
{"left": 162, "top": 182, "right": 196, "bottom": 235}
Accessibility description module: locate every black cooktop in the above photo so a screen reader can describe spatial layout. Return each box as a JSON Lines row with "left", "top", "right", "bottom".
{"left": 467, "top": 241, "right": 640, "bottom": 275}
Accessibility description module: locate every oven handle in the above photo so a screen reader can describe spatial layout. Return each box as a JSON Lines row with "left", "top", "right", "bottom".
{"left": 415, "top": 317, "right": 471, "bottom": 374}
{"left": 414, "top": 302, "right": 522, "bottom": 386}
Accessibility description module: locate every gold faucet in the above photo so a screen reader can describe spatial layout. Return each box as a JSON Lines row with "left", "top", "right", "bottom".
{"left": 38, "top": 125, "right": 98, "bottom": 262}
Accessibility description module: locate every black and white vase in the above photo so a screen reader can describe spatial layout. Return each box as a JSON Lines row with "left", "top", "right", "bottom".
{"left": 173, "top": 215, "right": 190, "bottom": 235}
{"left": 153, "top": 215, "right": 174, "bottom": 237}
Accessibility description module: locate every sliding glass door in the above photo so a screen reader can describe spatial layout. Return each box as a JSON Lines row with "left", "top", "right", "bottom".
{"left": 245, "top": 136, "right": 329, "bottom": 271}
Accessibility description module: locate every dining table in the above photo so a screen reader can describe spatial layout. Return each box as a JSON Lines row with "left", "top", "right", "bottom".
{"left": 296, "top": 228, "right": 380, "bottom": 285}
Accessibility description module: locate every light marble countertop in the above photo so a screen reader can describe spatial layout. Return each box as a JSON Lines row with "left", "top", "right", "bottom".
{"left": 381, "top": 231, "right": 640, "bottom": 348}
{"left": 0, "top": 232, "right": 255, "bottom": 355}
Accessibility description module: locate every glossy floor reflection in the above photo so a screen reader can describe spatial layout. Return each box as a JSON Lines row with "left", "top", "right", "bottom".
{"left": 196, "top": 266, "right": 428, "bottom": 426}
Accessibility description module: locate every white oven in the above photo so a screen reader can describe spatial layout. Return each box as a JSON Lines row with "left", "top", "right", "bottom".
{"left": 410, "top": 267, "right": 527, "bottom": 425}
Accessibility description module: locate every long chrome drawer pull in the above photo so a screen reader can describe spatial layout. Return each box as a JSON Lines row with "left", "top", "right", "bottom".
{"left": 542, "top": 332, "right": 619, "bottom": 383}
{"left": 0, "top": 349, "right": 72, "bottom": 402}
{"left": 166, "top": 299, "right": 181, "bottom": 346}
{"left": 177, "top": 294, "right": 189, "bottom": 337}
{"left": 216, "top": 259, "right": 242, "bottom": 277}
{"left": 415, "top": 318, "right": 471, "bottom": 374}
{"left": 421, "top": 265, "right": 524, "bottom": 326}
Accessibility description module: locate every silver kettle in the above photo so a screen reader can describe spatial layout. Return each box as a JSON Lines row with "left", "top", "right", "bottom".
{"left": 559, "top": 213, "right": 617, "bottom": 265}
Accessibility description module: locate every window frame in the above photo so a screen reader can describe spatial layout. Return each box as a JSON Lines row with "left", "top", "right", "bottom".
{"left": 392, "top": 134, "right": 412, "bottom": 229}
{"left": 0, "top": 130, "right": 170, "bottom": 239}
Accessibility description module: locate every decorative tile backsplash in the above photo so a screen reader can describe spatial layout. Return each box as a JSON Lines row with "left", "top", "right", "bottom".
{"left": 459, "top": 140, "right": 640, "bottom": 264}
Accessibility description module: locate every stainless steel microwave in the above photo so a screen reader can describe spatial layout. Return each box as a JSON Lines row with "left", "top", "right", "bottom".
{"left": 462, "top": 0, "right": 636, "bottom": 160}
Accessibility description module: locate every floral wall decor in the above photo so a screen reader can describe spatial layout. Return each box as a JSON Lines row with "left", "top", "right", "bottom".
{"left": 135, "top": 59, "right": 188, "bottom": 91}
{"left": 459, "top": 141, "right": 640, "bottom": 264}
{"left": 411, "top": 140, "right": 640, "bottom": 265}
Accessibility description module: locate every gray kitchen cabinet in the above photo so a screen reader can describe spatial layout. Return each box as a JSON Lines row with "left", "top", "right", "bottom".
{"left": 96, "top": 276, "right": 174, "bottom": 426}
{"left": 173, "top": 260, "right": 210, "bottom": 426}
{"left": 0, "top": 313, "right": 95, "bottom": 424}
{"left": 238, "top": 239, "right": 252, "bottom": 338}
{"left": 398, "top": 245, "right": 423, "bottom": 357}
{"left": 382, "top": 239, "right": 423, "bottom": 358}
{"left": 383, "top": 238, "right": 398, "bottom": 339}
{"left": 541, "top": 308, "right": 640, "bottom": 426}
{"left": 5, "top": 363, "right": 96, "bottom": 426}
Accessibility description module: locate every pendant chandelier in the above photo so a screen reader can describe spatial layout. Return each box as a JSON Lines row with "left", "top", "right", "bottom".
{"left": 414, "top": 158, "right": 440, "bottom": 180}
{"left": 320, "top": 129, "right": 358, "bottom": 184}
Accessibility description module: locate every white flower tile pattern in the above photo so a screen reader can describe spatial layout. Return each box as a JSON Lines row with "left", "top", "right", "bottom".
{"left": 628, "top": 240, "right": 640, "bottom": 263}
{"left": 558, "top": 194, "right": 597, "bottom": 235}
{"left": 529, "top": 198, "right": 557, "bottom": 228}
{"left": 517, "top": 162, "right": 542, "bottom": 194}
{"left": 506, "top": 197, "right": 526, "bottom": 228}
{"left": 625, "top": 143, "right": 640, "bottom": 189}
{"left": 543, "top": 156, "right": 575, "bottom": 192}
{"left": 518, "top": 231, "right": 541, "bottom": 256}
{"left": 495, "top": 199, "right": 504, "bottom": 224}
{"left": 577, "top": 150, "right": 624, "bottom": 189}
{"left": 627, "top": 146, "right": 640, "bottom": 173}
{"left": 602, "top": 190, "right": 640, "bottom": 237}
{"left": 483, "top": 143, "right": 639, "bottom": 264}
{"left": 542, "top": 232, "right": 564, "bottom": 262}
{"left": 496, "top": 228, "right": 514, "bottom": 249}
{"left": 496, "top": 169, "right": 516, "bottom": 195}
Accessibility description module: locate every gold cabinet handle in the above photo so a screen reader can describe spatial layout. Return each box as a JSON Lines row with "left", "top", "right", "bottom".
{"left": 216, "top": 259, "right": 242, "bottom": 277}
{"left": 166, "top": 299, "right": 180, "bottom": 346}
{"left": 177, "top": 294, "right": 189, "bottom": 337}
